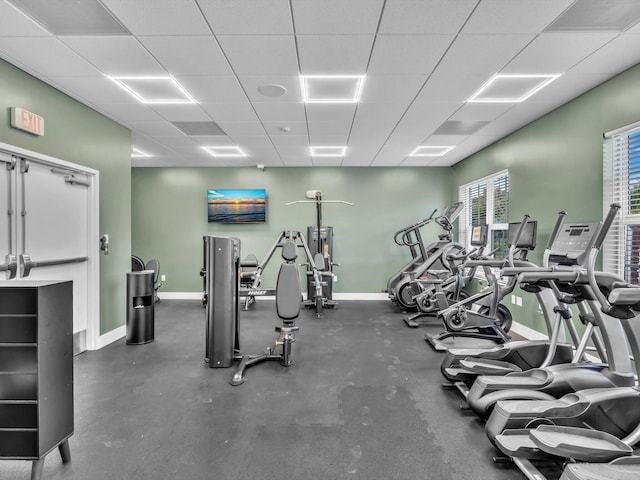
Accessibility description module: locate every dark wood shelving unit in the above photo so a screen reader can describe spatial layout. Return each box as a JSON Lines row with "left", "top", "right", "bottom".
{"left": 0, "top": 280, "right": 74, "bottom": 480}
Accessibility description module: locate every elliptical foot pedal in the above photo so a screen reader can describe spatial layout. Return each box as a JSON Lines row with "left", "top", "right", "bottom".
{"left": 404, "top": 317, "right": 419, "bottom": 328}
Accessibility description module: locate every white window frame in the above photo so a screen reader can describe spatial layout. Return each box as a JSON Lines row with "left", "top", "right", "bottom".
{"left": 458, "top": 170, "right": 509, "bottom": 280}
{"left": 603, "top": 123, "right": 640, "bottom": 283}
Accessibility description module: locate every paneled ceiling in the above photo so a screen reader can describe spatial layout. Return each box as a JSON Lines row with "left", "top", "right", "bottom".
{"left": 1, "top": 0, "right": 640, "bottom": 168}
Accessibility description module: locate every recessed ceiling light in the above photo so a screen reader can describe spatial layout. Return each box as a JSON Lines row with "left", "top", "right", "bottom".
{"left": 109, "top": 76, "right": 196, "bottom": 104}
{"left": 409, "top": 146, "right": 454, "bottom": 157}
{"left": 468, "top": 74, "right": 560, "bottom": 103}
{"left": 202, "top": 146, "right": 247, "bottom": 158}
{"left": 300, "top": 75, "right": 365, "bottom": 103}
{"left": 131, "top": 147, "right": 152, "bottom": 158}
{"left": 310, "top": 146, "right": 347, "bottom": 157}
{"left": 258, "top": 84, "right": 287, "bottom": 97}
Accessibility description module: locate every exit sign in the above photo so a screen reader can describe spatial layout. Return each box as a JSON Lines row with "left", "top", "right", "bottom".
{"left": 10, "top": 107, "right": 44, "bottom": 136}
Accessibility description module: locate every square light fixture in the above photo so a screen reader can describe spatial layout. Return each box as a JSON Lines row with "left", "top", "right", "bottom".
{"left": 310, "top": 146, "right": 347, "bottom": 157}
{"left": 202, "top": 146, "right": 247, "bottom": 158}
{"left": 468, "top": 74, "right": 560, "bottom": 103}
{"left": 109, "top": 76, "right": 196, "bottom": 104}
{"left": 300, "top": 75, "right": 365, "bottom": 103}
{"left": 409, "top": 146, "right": 454, "bottom": 157}
{"left": 131, "top": 147, "right": 152, "bottom": 158}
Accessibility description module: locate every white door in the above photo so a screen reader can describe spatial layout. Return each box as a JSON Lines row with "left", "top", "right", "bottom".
{"left": 1, "top": 143, "right": 99, "bottom": 353}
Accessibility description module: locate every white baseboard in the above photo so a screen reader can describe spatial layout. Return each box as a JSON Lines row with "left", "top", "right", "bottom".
{"left": 160, "top": 292, "right": 389, "bottom": 301}
{"left": 509, "top": 321, "right": 549, "bottom": 341}
{"left": 93, "top": 325, "right": 126, "bottom": 350}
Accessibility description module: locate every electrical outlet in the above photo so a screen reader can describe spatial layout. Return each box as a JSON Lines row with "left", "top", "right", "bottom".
{"left": 161, "top": 274, "right": 166, "bottom": 282}
{"left": 511, "top": 294, "right": 517, "bottom": 304}
{"left": 516, "top": 296, "right": 522, "bottom": 307}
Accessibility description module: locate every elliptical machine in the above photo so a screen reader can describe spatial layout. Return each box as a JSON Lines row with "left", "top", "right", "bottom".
{"left": 387, "top": 202, "right": 466, "bottom": 311}
{"left": 425, "top": 217, "right": 538, "bottom": 351}
{"left": 403, "top": 224, "right": 489, "bottom": 328}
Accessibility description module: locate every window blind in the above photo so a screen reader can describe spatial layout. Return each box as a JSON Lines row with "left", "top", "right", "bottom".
{"left": 603, "top": 128, "right": 640, "bottom": 284}
{"left": 458, "top": 170, "right": 509, "bottom": 259}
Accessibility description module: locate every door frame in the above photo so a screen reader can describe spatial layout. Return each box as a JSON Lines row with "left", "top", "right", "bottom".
{"left": 1, "top": 141, "right": 101, "bottom": 351}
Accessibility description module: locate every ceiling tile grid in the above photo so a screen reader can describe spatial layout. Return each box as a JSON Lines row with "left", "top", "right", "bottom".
{"left": 1, "top": 0, "right": 640, "bottom": 167}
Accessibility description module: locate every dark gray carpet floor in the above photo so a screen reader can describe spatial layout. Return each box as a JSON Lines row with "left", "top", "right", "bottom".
{"left": 0, "top": 300, "right": 523, "bottom": 480}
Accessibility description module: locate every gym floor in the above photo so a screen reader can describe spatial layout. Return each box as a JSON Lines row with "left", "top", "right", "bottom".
{"left": 1, "top": 300, "right": 528, "bottom": 480}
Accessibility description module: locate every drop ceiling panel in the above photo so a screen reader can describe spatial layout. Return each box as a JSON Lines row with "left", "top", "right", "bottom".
{"left": 138, "top": 36, "right": 231, "bottom": 75}
{"left": 476, "top": 102, "right": 558, "bottom": 136}
{"left": 307, "top": 123, "right": 351, "bottom": 141}
{"left": 197, "top": 0, "right": 293, "bottom": 34}
{"left": 296, "top": 35, "right": 373, "bottom": 74}
{"left": 291, "top": 0, "right": 384, "bottom": 34}
{"left": 270, "top": 135, "right": 309, "bottom": 148}
{"left": 280, "top": 157, "right": 313, "bottom": 167}
{"left": 216, "top": 35, "right": 299, "bottom": 75}
{"left": 263, "top": 122, "right": 308, "bottom": 136}
{"left": 312, "top": 158, "right": 343, "bottom": 167}
{"left": 379, "top": 0, "right": 478, "bottom": 34}
{"left": 0, "top": 37, "right": 100, "bottom": 76}
{"left": 217, "top": 121, "right": 266, "bottom": 136}
{"left": 526, "top": 71, "right": 610, "bottom": 103}
{"left": 174, "top": 75, "right": 248, "bottom": 103}
{"left": 230, "top": 135, "right": 276, "bottom": 151}
{"left": 150, "top": 104, "right": 211, "bottom": 122}
{"left": 60, "top": 36, "right": 165, "bottom": 75}
{"left": 422, "top": 134, "right": 468, "bottom": 146}
{"left": 449, "top": 103, "right": 514, "bottom": 122}
{"left": 305, "top": 104, "right": 356, "bottom": 124}
{"left": 0, "top": 1, "right": 51, "bottom": 36}
{"left": 45, "top": 75, "right": 136, "bottom": 104}
{"left": 253, "top": 103, "right": 306, "bottom": 123}
{"left": 201, "top": 103, "right": 260, "bottom": 123}
{"left": 502, "top": 32, "right": 619, "bottom": 73}
{"left": 276, "top": 144, "right": 311, "bottom": 158}
{"left": 368, "top": 35, "right": 454, "bottom": 75}
{"left": 359, "top": 75, "right": 427, "bottom": 104}
{"left": 565, "top": 33, "right": 640, "bottom": 75}
{"left": 308, "top": 131, "right": 350, "bottom": 145}
{"left": 461, "top": 0, "right": 575, "bottom": 34}
{"left": 415, "top": 71, "right": 492, "bottom": 103}
{"left": 393, "top": 102, "right": 462, "bottom": 138}
{"left": 353, "top": 102, "right": 410, "bottom": 126}
{"left": 128, "top": 121, "right": 186, "bottom": 137}
{"left": 100, "top": 0, "right": 211, "bottom": 35}
{"left": 190, "top": 136, "right": 234, "bottom": 147}
{"left": 348, "top": 122, "right": 396, "bottom": 145}
{"left": 238, "top": 75, "right": 302, "bottom": 103}
{"left": 436, "top": 34, "right": 535, "bottom": 75}
{"left": 96, "top": 103, "right": 166, "bottom": 124}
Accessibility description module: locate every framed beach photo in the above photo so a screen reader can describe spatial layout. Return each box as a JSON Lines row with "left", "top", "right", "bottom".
{"left": 207, "top": 189, "right": 266, "bottom": 223}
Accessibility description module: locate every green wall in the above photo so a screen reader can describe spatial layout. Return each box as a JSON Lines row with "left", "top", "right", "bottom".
{"left": 131, "top": 167, "right": 452, "bottom": 294}
{"left": 452, "top": 63, "right": 640, "bottom": 333}
{"left": 0, "top": 58, "right": 131, "bottom": 335}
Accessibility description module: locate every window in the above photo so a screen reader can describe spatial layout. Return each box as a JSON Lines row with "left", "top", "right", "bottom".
{"left": 458, "top": 170, "right": 509, "bottom": 258}
{"left": 603, "top": 126, "right": 640, "bottom": 284}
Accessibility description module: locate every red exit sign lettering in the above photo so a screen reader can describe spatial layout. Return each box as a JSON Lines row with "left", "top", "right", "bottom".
{"left": 10, "top": 107, "right": 45, "bottom": 136}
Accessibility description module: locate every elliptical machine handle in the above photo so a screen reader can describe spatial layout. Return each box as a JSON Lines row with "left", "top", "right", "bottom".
{"left": 546, "top": 211, "right": 567, "bottom": 250}
{"left": 508, "top": 214, "right": 531, "bottom": 267}
{"left": 594, "top": 203, "right": 621, "bottom": 250}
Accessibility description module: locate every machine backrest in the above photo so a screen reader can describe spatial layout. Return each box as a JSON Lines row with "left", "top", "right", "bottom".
{"left": 131, "top": 255, "right": 145, "bottom": 272}
{"left": 276, "top": 241, "right": 302, "bottom": 322}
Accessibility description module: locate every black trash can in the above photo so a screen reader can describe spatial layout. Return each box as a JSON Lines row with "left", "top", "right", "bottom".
{"left": 126, "top": 270, "right": 155, "bottom": 344}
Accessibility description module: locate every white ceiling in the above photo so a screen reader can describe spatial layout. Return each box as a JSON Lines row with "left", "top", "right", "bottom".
{"left": 1, "top": 0, "right": 640, "bottom": 168}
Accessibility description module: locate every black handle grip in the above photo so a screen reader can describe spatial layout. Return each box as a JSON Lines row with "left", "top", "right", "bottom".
{"left": 546, "top": 211, "right": 567, "bottom": 250}
{"left": 594, "top": 203, "right": 621, "bottom": 249}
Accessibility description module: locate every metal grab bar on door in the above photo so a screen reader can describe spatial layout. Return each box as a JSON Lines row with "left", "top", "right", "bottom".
{"left": 20, "top": 253, "right": 88, "bottom": 277}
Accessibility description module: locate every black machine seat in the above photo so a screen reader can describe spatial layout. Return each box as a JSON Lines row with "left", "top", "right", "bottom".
{"left": 276, "top": 241, "right": 302, "bottom": 323}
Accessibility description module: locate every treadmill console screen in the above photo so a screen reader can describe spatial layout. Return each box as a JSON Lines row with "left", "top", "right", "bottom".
{"left": 507, "top": 221, "right": 538, "bottom": 249}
